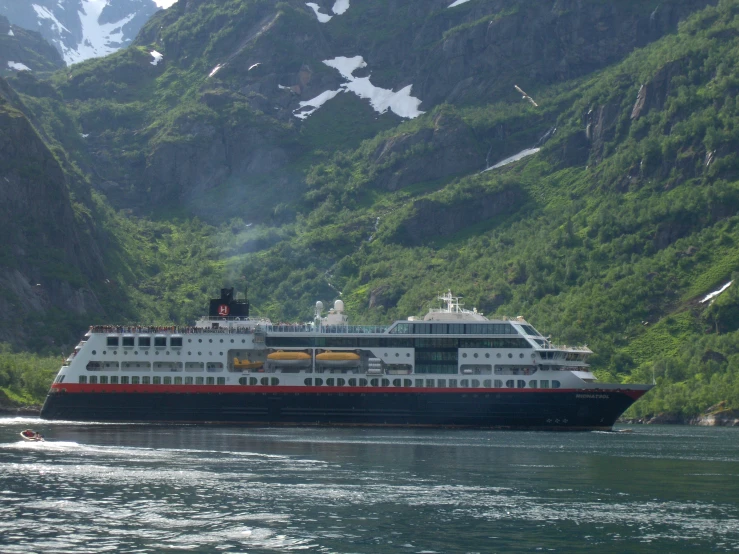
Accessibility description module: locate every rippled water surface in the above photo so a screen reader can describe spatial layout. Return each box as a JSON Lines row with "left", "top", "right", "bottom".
{"left": 0, "top": 418, "right": 738, "bottom": 553}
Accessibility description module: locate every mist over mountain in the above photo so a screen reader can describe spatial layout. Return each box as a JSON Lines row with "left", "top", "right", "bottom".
{"left": 0, "top": 0, "right": 159, "bottom": 65}
{"left": 4, "top": 0, "right": 739, "bottom": 419}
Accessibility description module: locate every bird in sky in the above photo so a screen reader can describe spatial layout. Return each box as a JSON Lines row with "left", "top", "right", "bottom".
{"left": 515, "top": 85, "right": 539, "bottom": 107}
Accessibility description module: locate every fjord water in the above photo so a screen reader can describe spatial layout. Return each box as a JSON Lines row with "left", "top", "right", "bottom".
{"left": 0, "top": 419, "right": 737, "bottom": 553}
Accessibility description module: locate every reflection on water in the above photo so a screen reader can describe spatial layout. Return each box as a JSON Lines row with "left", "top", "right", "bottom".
{"left": 0, "top": 417, "right": 738, "bottom": 553}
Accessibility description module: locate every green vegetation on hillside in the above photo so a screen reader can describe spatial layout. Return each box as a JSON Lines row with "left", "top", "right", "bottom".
{"left": 236, "top": 1, "right": 739, "bottom": 419}
{"left": 6, "top": 0, "right": 739, "bottom": 422}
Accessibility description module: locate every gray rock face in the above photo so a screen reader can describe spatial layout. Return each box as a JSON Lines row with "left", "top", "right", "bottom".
{"left": 0, "top": 78, "right": 103, "bottom": 346}
{"left": 98, "top": 0, "right": 718, "bottom": 220}
{"left": 392, "top": 186, "right": 523, "bottom": 246}
{"left": 0, "top": 0, "right": 159, "bottom": 65}
{"left": 395, "top": 0, "right": 719, "bottom": 106}
{"left": 370, "top": 112, "right": 482, "bottom": 191}
{"left": 0, "top": 15, "right": 64, "bottom": 74}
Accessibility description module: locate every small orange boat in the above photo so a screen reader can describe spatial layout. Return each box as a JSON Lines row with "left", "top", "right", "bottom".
{"left": 233, "top": 358, "right": 263, "bottom": 370}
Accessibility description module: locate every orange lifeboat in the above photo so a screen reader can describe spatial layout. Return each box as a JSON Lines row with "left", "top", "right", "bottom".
{"left": 233, "top": 358, "right": 264, "bottom": 370}
{"left": 267, "top": 350, "right": 311, "bottom": 366}
{"left": 316, "top": 351, "right": 361, "bottom": 366}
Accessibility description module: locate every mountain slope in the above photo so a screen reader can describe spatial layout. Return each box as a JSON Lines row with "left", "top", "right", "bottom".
{"left": 0, "top": 15, "right": 64, "bottom": 75}
{"left": 0, "top": 0, "right": 159, "bottom": 65}
{"left": 0, "top": 77, "right": 107, "bottom": 348}
{"left": 29, "top": 0, "right": 713, "bottom": 221}
{"left": 5, "top": 0, "right": 739, "bottom": 419}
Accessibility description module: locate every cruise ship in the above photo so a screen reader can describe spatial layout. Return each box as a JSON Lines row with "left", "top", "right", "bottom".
{"left": 40, "top": 288, "right": 653, "bottom": 429}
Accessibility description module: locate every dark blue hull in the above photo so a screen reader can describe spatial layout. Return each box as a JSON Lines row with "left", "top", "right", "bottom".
{"left": 40, "top": 386, "right": 646, "bottom": 430}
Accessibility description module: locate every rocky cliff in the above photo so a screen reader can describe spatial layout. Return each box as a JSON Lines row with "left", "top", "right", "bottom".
{"left": 0, "top": 0, "right": 159, "bottom": 65}
{"left": 0, "top": 15, "right": 64, "bottom": 75}
{"left": 0, "top": 77, "right": 104, "bottom": 348}
{"left": 39, "top": 0, "right": 715, "bottom": 222}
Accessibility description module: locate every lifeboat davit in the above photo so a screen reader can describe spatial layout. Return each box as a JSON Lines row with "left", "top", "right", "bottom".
{"left": 316, "top": 351, "right": 361, "bottom": 366}
{"left": 233, "top": 358, "right": 264, "bottom": 370}
{"left": 267, "top": 350, "right": 311, "bottom": 366}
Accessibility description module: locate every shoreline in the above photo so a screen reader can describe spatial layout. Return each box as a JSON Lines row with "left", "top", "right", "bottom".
{"left": 0, "top": 405, "right": 42, "bottom": 417}
{"left": 3, "top": 403, "right": 737, "bottom": 426}
{"left": 621, "top": 410, "right": 739, "bottom": 427}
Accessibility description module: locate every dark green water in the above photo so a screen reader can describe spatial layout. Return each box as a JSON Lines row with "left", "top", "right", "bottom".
{"left": 0, "top": 417, "right": 737, "bottom": 553}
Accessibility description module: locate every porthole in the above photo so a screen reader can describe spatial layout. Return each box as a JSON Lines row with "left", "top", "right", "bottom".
{"left": 395, "top": 353, "right": 399, "bottom": 357}
{"left": 113, "top": 351, "right": 117, "bottom": 355}
{"left": 384, "top": 353, "right": 388, "bottom": 357}
{"left": 496, "top": 353, "right": 501, "bottom": 358}
{"left": 209, "top": 352, "right": 212, "bottom": 356}
{"left": 209, "top": 339, "right": 213, "bottom": 343}
{"left": 166, "top": 351, "right": 170, "bottom": 355}
{"left": 219, "top": 352, "right": 223, "bottom": 356}
{"left": 188, "top": 352, "right": 191, "bottom": 355}
{"left": 242, "top": 339, "right": 246, "bottom": 343}
{"left": 485, "top": 353, "right": 490, "bottom": 358}
{"left": 103, "top": 351, "right": 106, "bottom": 355}
{"left": 198, "top": 352, "right": 201, "bottom": 355}
{"left": 198, "top": 339, "right": 202, "bottom": 343}
{"left": 230, "top": 339, "right": 234, "bottom": 343}
{"left": 92, "top": 350, "right": 96, "bottom": 355}
{"left": 474, "top": 353, "right": 479, "bottom": 358}
{"left": 188, "top": 339, "right": 192, "bottom": 343}
{"left": 406, "top": 353, "right": 411, "bottom": 357}
{"left": 155, "top": 351, "right": 158, "bottom": 355}
{"left": 462, "top": 353, "right": 467, "bottom": 358}
{"left": 134, "top": 351, "right": 138, "bottom": 355}
{"left": 519, "top": 353, "right": 524, "bottom": 358}
{"left": 508, "top": 353, "right": 513, "bottom": 358}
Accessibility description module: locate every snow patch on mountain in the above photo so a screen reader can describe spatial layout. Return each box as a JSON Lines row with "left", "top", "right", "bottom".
{"left": 7, "top": 61, "right": 31, "bottom": 71}
{"left": 323, "top": 55, "right": 366, "bottom": 79}
{"left": 294, "top": 89, "right": 342, "bottom": 120}
{"left": 483, "top": 148, "right": 541, "bottom": 172}
{"left": 306, "top": 3, "right": 331, "bottom": 23}
{"left": 63, "top": 0, "right": 135, "bottom": 65}
{"left": 294, "top": 55, "right": 424, "bottom": 120}
{"left": 150, "top": 50, "right": 162, "bottom": 65}
{"left": 701, "top": 281, "right": 733, "bottom": 304}
{"left": 306, "top": 0, "right": 350, "bottom": 23}
{"left": 32, "top": 4, "right": 69, "bottom": 34}
{"left": 332, "top": 0, "right": 350, "bottom": 15}
{"left": 448, "top": 0, "right": 473, "bottom": 7}
{"left": 1, "top": 0, "right": 160, "bottom": 66}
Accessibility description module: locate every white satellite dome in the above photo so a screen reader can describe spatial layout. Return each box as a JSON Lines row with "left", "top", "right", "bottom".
{"left": 315, "top": 301, "right": 324, "bottom": 311}
{"left": 334, "top": 299, "right": 345, "bottom": 313}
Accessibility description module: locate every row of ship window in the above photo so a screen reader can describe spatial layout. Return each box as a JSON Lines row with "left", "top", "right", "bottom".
{"left": 389, "top": 323, "right": 526, "bottom": 335}
{"left": 75, "top": 375, "right": 560, "bottom": 389}
{"left": 265, "top": 337, "right": 532, "bottom": 348}
{"left": 86, "top": 361, "right": 224, "bottom": 371}
{"left": 301, "top": 378, "right": 561, "bottom": 389}
{"left": 106, "top": 337, "right": 250, "bottom": 347}
{"left": 79, "top": 375, "right": 227, "bottom": 385}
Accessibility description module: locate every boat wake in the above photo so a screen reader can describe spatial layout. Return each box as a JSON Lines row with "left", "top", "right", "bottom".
{"left": 0, "top": 416, "right": 147, "bottom": 426}
{"left": 2, "top": 440, "right": 82, "bottom": 451}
